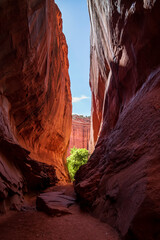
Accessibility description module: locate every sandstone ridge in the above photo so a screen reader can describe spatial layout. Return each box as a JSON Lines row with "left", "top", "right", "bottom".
{"left": 67, "top": 115, "right": 90, "bottom": 156}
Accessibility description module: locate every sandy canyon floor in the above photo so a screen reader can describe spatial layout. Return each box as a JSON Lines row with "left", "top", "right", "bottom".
{"left": 0, "top": 185, "right": 119, "bottom": 240}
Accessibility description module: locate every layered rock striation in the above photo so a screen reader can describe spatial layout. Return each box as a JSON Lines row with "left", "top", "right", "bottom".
{"left": 67, "top": 115, "right": 90, "bottom": 156}
{"left": 0, "top": 0, "right": 72, "bottom": 212}
{"left": 75, "top": 1, "right": 160, "bottom": 239}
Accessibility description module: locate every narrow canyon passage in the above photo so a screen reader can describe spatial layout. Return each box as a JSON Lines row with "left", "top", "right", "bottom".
{"left": 0, "top": 0, "right": 160, "bottom": 240}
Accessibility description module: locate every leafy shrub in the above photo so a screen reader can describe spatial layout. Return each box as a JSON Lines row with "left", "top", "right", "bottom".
{"left": 67, "top": 147, "right": 89, "bottom": 181}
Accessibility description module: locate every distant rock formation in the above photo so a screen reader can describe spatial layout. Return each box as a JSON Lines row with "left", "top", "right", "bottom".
{"left": 75, "top": 1, "right": 160, "bottom": 239}
{"left": 67, "top": 115, "right": 90, "bottom": 156}
{"left": 0, "top": 0, "right": 72, "bottom": 212}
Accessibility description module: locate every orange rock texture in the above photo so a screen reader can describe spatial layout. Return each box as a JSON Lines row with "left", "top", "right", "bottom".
{"left": 67, "top": 115, "right": 90, "bottom": 156}
{"left": 75, "top": 1, "right": 160, "bottom": 239}
{"left": 0, "top": 0, "right": 71, "bottom": 211}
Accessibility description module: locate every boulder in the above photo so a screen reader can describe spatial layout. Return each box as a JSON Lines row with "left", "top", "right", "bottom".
{"left": 36, "top": 192, "right": 75, "bottom": 216}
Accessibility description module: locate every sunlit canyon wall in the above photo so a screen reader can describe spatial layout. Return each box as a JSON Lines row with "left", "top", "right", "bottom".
{"left": 75, "top": 1, "right": 160, "bottom": 239}
{"left": 67, "top": 115, "right": 90, "bottom": 156}
{"left": 0, "top": 0, "right": 72, "bottom": 212}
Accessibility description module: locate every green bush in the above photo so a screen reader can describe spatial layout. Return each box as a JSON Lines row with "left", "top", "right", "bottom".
{"left": 67, "top": 147, "right": 89, "bottom": 181}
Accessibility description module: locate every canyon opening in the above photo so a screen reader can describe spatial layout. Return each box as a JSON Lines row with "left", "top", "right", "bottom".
{"left": 0, "top": 1, "right": 160, "bottom": 240}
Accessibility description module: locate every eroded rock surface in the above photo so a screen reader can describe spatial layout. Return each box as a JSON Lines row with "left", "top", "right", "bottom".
{"left": 67, "top": 115, "right": 90, "bottom": 156}
{"left": 0, "top": 0, "right": 71, "bottom": 211}
{"left": 75, "top": 1, "right": 160, "bottom": 239}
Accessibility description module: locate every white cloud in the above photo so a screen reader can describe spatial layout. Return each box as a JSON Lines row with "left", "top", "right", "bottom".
{"left": 72, "top": 95, "right": 89, "bottom": 103}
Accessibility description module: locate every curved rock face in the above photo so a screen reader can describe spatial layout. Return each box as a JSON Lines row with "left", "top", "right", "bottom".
{"left": 67, "top": 115, "right": 90, "bottom": 156}
{"left": 75, "top": 1, "right": 160, "bottom": 239}
{"left": 0, "top": 0, "right": 71, "bottom": 211}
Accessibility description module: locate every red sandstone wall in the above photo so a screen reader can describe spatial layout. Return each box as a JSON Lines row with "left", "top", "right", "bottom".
{"left": 67, "top": 115, "right": 90, "bottom": 156}
{"left": 75, "top": 1, "right": 160, "bottom": 239}
{"left": 0, "top": 0, "right": 71, "bottom": 211}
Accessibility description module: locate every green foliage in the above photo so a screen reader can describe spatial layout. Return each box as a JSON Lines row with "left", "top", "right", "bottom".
{"left": 67, "top": 147, "right": 89, "bottom": 181}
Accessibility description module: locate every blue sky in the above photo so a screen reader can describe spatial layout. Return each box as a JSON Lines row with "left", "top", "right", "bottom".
{"left": 55, "top": 0, "right": 91, "bottom": 116}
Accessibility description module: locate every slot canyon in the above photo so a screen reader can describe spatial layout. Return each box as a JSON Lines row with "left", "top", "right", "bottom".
{"left": 0, "top": 0, "right": 160, "bottom": 240}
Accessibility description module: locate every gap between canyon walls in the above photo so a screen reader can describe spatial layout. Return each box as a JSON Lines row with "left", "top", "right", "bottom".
{"left": 0, "top": 0, "right": 72, "bottom": 212}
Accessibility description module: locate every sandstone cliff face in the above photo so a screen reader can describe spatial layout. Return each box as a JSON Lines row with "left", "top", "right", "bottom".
{"left": 0, "top": 0, "right": 71, "bottom": 211}
{"left": 75, "top": 1, "right": 160, "bottom": 239}
{"left": 67, "top": 115, "right": 90, "bottom": 156}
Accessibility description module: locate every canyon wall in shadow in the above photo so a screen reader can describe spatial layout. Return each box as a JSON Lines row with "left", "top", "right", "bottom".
{"left": 0, "top": 0, "right": 72, "bottom": 212}
{"left": 75, "top": 1, "right": 160, "bottom": 239}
